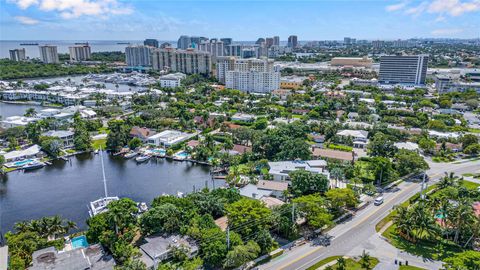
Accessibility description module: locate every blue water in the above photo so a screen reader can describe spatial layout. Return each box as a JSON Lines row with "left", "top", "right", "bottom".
{"left": 177, "top": 152, "right": 188, "bottom": 158}
{"left": 71, "top": 235, "right": 89, "bottom": 249}
{"left": 13, "top": 159, "right": 33, "bottom": 166}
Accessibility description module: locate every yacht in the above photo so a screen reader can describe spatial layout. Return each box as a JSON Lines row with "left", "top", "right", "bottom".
{"left": 135, "top": 155, "right": 151, "bottom": 163}
{"left": 88, "top": 149, "right": 119, "bottom": 217}
{"left": 124, "top": 151, "right": 137, "bottom": 159}
{"left": 22, "top": 161, "right": 45, "bottom": 171}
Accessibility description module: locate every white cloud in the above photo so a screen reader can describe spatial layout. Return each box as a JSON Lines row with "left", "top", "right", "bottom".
{"left": 428, "top": 0, "right": 480, "bottom": 16}
{"left": 431, "top": 28, "right": 464, "bottom": 35}
{"left": 385, "top": 0, "right": 480, "bottom": 17}
{"left": 14, "top": 15, "right": 40, "bottom": 25}
{"left": 8, "top": 0, "right": 133, "bottom": 19}
{"left": 386, "top": 2, "right": 408, "bottom": 12}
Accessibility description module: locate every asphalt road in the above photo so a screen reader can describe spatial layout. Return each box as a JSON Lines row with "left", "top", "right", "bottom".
{"left": 258, "top": 159, "right": 480, "bottom": 270}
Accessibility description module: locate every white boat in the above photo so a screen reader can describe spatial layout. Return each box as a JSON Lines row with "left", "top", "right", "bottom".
{"left": 137, "top": 202, "right": 148, "bottom": 213}
{"left": 88, "top": 147, "right": 119, "bottom": 217}
{"left": 124, "top": 151, "right": 137, "bottom": 159}
{"left": 94, "top": 149, "right": 99, "bottom": 155}
{"left": 135, "top": 155, "right": 151, "bottom": 163}
{"left": 177, "top": 191, "right": 184, "bottom": 198}
{"left": 22, "top": 161, "right": 45, "bottom": 171}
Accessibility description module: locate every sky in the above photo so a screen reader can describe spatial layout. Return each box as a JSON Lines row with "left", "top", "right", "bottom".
{"left": 0, "top": 0, "right": 479, "bottom": 41}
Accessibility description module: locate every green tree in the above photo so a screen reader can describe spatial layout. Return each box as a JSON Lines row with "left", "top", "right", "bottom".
{"left": 254, "top": 229, "right": 275, "bottom": 255}
{"left": 139, "top": 203, "right": 183, "bottom": 235}
{"left": 106, "top": 120, "right": 129, "bottom": 152}
{"left": 368, "top": 157, "right": 398, "bottom": 185}
{"left": 223, "top": 241, "right": 260, "bottom": 269}
{"left": 39, "top": 136, "right": 63, "bottom": 157}
{"left": 418, "top": 137, "right": 436, "bottom": 154}
{"left": 115, "top": 259, "right": 147, "bottom": 270}
{"left": 393, "top": 149, "right": 429, "bottom": 176}
{"left": 276, "top": 138, "right": 312, "bottom": 161}
{"left": 460, "top": 134, "right": 478, "bottom": 149}
{"left": 442, "top": 250, "right": 480, "bottom": 270}
{"left": 367, "top": 132, "right": 396, "bottom": 158}
{"left": 73, "top": 113, "right": 92, "bottom": 151}
{"left": 336, "top": 257, "right": 347, "bottom": 270}
{"left": 128, "top": 137, "right": 142, "bottom": 150}
{"left": 325, "top": 188, "right": 358, "bottom": 215}
{"left": 226, "top": 198, "right": 272, "bottom": 238}
{"left": 359, "top": 250, "right": 372, "bottom": 270}
{"left": 290, "top": 170, "right": 329, "bottom": 196}
{"left": 464, "top": 143, "right": 480, "bottom": 155}
{"left": 293, "top": 194, "right": 333, "bottom": 229}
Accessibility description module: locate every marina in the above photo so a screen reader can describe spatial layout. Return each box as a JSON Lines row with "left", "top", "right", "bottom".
{"left": 0, "top": 152, "right": 219, "bottom": 232}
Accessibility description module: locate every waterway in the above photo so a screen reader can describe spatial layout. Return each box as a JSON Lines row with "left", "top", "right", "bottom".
{"left": 0, "top": 153, "right": 218, "bottom": 232}
{"left": 0, "top": 102, "right": 44, "bottom": 118}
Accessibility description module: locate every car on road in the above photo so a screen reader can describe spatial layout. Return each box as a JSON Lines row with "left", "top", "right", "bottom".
{"left": 374, "top": 196, "right": 384, "bottom": 206}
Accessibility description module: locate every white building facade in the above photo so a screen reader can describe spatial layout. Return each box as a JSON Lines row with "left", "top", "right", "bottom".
{"left": 39, "top": 45, "right": 59, "bottom": 64}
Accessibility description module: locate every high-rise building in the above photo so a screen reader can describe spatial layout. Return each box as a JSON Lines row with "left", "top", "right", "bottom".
{"left": 144, "top": 39, "right": 159, "bottom": 48}
{"left": 273, "top": 36, "right": 280, "bottom": 46}
{"left": 39, "top": 45, "right": 59, "bottom": 64}
{"left": 344, "top": 37, "right": 352, "bottom": 46}
{"left": 177, "top": 35, "right": 191, "bottom": 49}
{"left": 69, "top": 44, "right": 91, "bottom": 62}
{"left": 379, "top": 55, "right": 428, "bottom": 85}
{"left": 393, "top": 39, "right": 413, "bottom": 48}
{"left": 287, "top": 35, "right": 298, "bottom": 48}
{"left": 9, "top": 48, "right": 26, "bottom": 61}
{"left": 220, "top": 38, "right": 233, "bottom": 46}
{"left": 151, "top": 48, "right": 212, "bottom": 75}
{"left": 197, "top": 39, "right": 224, "bottom": 59}
{"left": 216, "top": 57, "right": 280, "bottom": 93}
{"left": 255, "top": 38, "right": 265, "bottom": 45}
{"left": 177, "top": 35, "right": 207, "bottom": 49}
{"left": 125, "top": 45, "right": 152, "bottom": 67}
{"left": 265, "top": 38, "right": 274, "bottom": 48}
{"left": 160, "top": 42, "right": 172, "bottom": 49}
{"left": 372, "top": 40, "right": 385, "bottom": 49}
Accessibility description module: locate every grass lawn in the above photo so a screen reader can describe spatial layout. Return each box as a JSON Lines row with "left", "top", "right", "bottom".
{"left": 97, "top": 127, "right": 110, "bottom": 134}
{"left": 460, "top": 180, "right": 480, "bottom": 189}
{"left": 468, "top": 128, "right": 480, "bottom": 133}
{"left": 92, "top": 139, "right": 106, "bottom": 150}
{"left": 306, "top": 256, "right": 342, "bottom": 270}
{"left": 329, "top": 257, "right": 379, "bottom": 270}
{"left": 399, "top": 266, "right": 427, "bottom": 270}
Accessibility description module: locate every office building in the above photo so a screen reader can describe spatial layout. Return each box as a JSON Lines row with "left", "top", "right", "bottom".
{"left": 69, "top": 44, "right": 91, "bottom": 62}
{"left": 144, "top": 38, "right": 159, "bottom": 48}
{"left": 39, "top": 45, "right": 59, "bottom": 64}
{"left": 220, "top": 38, "right": 232, "bottom": 46}
{"left": 331, "top": 56, "right": 373, "bottom": 68}
{"left": 216, "top": 57, "right": 280, "bottom": 93}
{"left": 198, "top": 39, "right": 224, "bottom": 59}
{"left": 9, "top": 48, "right": 26, "bottom": 61}
{"left": 265, "top": 37, "right": 274, "bottom": 48}
{"left": 151, "top": 48, "right": 212, "bottom": 75}
{"left": 393, "top": 39, "right": 413, "bottom": 48}
{"left": 273, "top": 36, "right": 280, "bottom": 46}
{"left": 378, "top": 55, "right": 428, "bottom": 85}
{"left": 435, "top": 74, "right": 480, "bottom": 94}
{"left": 125, "top": 45, "right": 152, "bottom": 67}
{"left": 177, "top": 35, "right": 191, "bottom": 49}
{"left": 372, "top": 40, "right": 385, "bottom": 49}
{"left": 287, "top": 35, "right": 298, "bottom": 48}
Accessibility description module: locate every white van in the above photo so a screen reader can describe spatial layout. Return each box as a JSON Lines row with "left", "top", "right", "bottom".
{"left": 374, "top": 196, "right": 384, "bottom": 206}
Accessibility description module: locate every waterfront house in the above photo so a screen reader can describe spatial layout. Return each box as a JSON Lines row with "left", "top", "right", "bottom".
{"left": 29, "top": 244, "right": 115, "bottom": 270}
{"left": 256, "top": 180, "right": 288, "bottom": 198}
{"left": 147, "top": 130, "right": 196, "bottom": 147}
{"left": 139, "top": 235, "right": 198, "bottom": 268}
{"left": 1, "top": 115, "right": 39, "bottom": 128}
{"left": 42, "top": 130, "right": 75, "bottom": 148}
{"left": 268, "top": 160, "right": 329, "bottom": 182}
{"left": 130, "top": 126, "right": 156, "bottom": 142}
{"left": 231, "top": 113, "right": 256, "bottom": 122}
{"left": 3, "top": 144, "right": 42, "bottom": 162}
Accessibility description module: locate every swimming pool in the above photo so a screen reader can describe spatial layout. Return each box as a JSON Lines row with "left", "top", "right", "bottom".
{"left": 13, "top": 159, "right": 34, "bottom": 167}
{"left": 71, "top": 235, "right": 89, "bottom": 249}
{"left": 176, "top": 152, "right": 188, "bottom": 158}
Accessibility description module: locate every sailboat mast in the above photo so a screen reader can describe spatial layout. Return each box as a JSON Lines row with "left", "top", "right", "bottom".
{"left": 100, "top": 147, "right": 108, "bottom": 198}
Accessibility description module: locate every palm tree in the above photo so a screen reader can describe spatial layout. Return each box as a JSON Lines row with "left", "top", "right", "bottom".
{"left": 448, "top": 198, "right": 476, "bottom": 244}
{"left": 330, "top": 167, "right": 344, "bottom": 188}
{"left": 359, "top": 250, "right": 372, "bottom": 270}
{"left": 393, "top": 205, "right": 414, "bottom": 241}
{"left": 438, "top": 172, "right": 458, "bottom": 189}
{"left": 336, "top": 257, "right": 347, "bottom": 270}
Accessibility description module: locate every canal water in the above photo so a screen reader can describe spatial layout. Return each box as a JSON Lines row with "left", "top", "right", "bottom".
{"left": 0, "top": 102, "right": 44, "bottom": 118}
{"left": 0, "top": 153, "right": 217, "bottom": 232}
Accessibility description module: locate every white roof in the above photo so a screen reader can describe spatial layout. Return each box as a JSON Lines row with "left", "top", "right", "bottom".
{"left": 394, "top": 142, "right": 419, "bottom": 151}
{"left": 337, "top": 129, "right": 368, "bottom": 138}
{"left": 3, "top": 144, "right": 41, "bottom": 160}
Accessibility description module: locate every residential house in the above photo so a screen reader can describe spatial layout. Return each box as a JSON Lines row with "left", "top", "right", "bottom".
{"left": 311, "top": 148, "right": 355, "bottom": 163}
{"left": 336, "top": 129, "right": 369, "bottom": 149}
{"left": 147, "top": 130, "right": 196, "bottom": 147}
{"left": 130, "top": 126, "right": 156, "bottom": 142}
{"left": 268, "top": 160, "right": 329, "bottom": 182}
{"left": 139, "top": 235, "right": 198, "bottom": 268}
{"left": 28, "top": 244, "right": 115, "bottom": 270}
{"left": 42, "top": 130, "right": 75, "bottom": 148}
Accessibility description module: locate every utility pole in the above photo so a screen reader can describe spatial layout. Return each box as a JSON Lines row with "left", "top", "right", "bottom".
{"left": 291, "top": 203, "right": 295, "bottom": 224}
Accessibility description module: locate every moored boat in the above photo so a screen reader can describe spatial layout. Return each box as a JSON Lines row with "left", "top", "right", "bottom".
{"left": 22, "top": 161, "right": 45, "bottom": 171}
{"left": 124, "top": 151, "right": 137, "bottom": 159}
{"left": 135, "top": 155, "right": 151, "bottom": 163}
